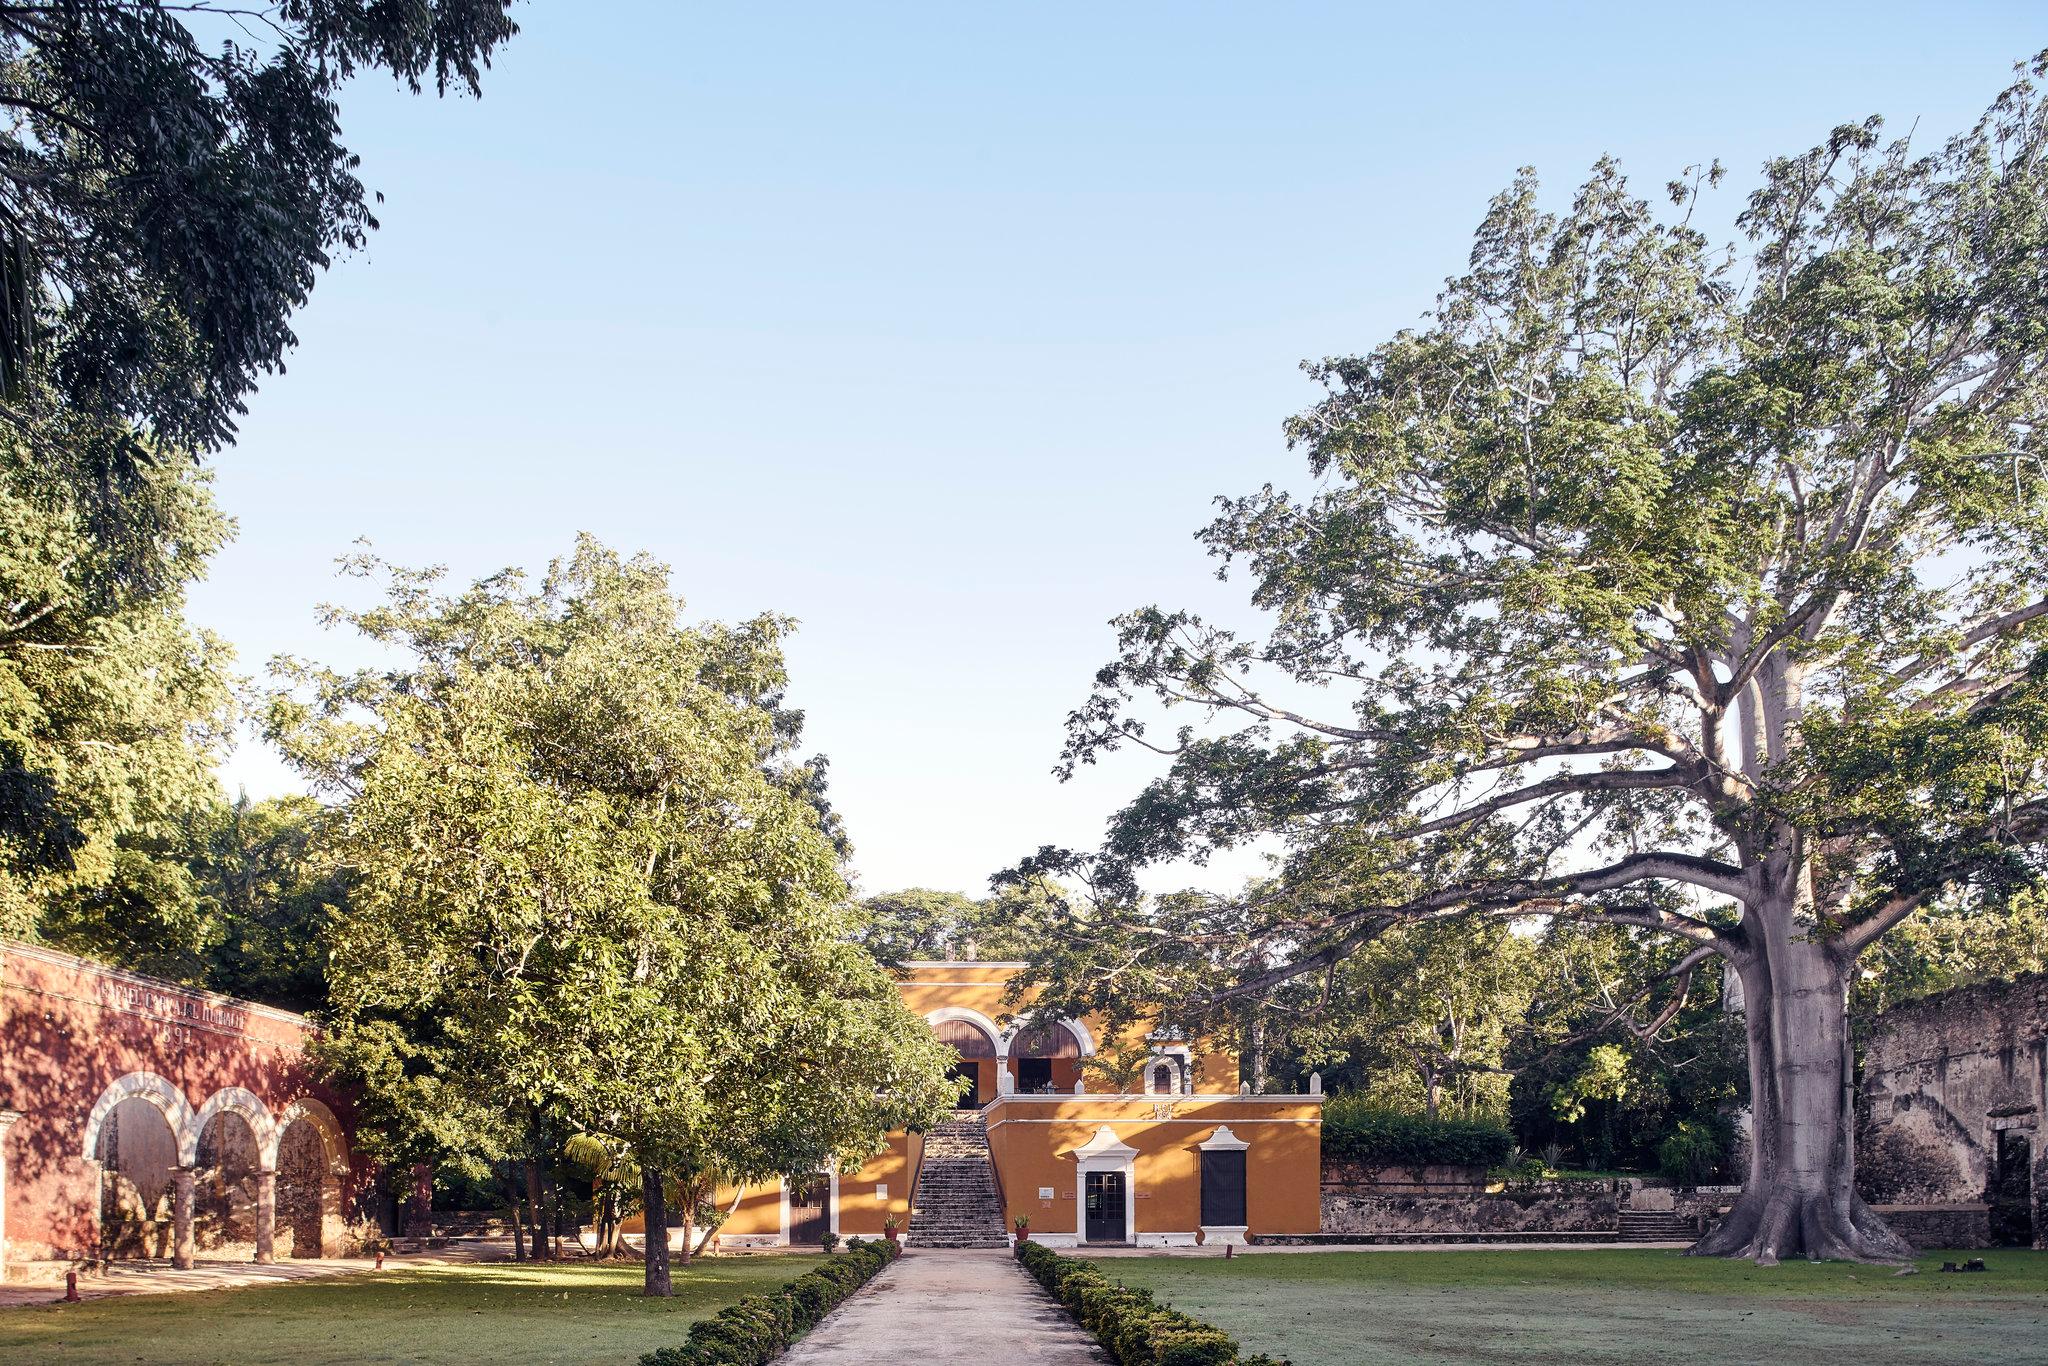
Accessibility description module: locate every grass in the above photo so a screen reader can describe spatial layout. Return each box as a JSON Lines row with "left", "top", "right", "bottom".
{"left": 0, "top": 1256, "right": 825, "bottom": 1365}
{"left": 1102, "top": 1247, "right": 2048, "bottom": 1365}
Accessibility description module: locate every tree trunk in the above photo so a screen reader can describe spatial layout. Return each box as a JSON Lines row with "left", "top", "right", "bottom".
{"left": 641, "top": 1166, "right": 672, "bottom": 1297}
{"left": 504, "top": 1170, "right": 527, "bottom": 1261}
{"left": 1691, "top": 933, "right": 1913, "bottom": 1263}
{"left": 525, "top": 1161, "right": 549, "bottom": 1260}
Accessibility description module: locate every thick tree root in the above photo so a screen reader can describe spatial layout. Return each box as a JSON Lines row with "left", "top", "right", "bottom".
{"left": 1689, "top": 1185, "right": 1915, "bottom": 1264}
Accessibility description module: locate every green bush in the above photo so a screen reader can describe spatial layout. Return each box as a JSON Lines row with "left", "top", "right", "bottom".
{"left": 1015, "top": 1241, "right": 1280, "bottom": 1365}
{"left": 638, "top": 1238, "right": 899, "bottom": 1366}
{"left": 1321, "top": 1096, "right": 1513, "bottom": 1168}
{"left": 1655, "top": 1117, "right": 1731, "bottom": 1188}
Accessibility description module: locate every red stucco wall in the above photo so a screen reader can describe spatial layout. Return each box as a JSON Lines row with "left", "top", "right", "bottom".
{"left": 0, "top": 939, "right": 354, "bottom": 1270}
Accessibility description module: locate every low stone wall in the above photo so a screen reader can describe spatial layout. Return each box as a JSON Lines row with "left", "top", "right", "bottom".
{"left": 1320, "top": 1161, "right": 1489, "bottom": 1195}
{"left": 1321, "top": 1186, "right": 1623, "bottom": 1235}
{"left": 1877, "top": 1203, "right": 1993, "bottom": 1250}
{"left": 1318, "top": 1178, "right": 1737, "bottom": 1238}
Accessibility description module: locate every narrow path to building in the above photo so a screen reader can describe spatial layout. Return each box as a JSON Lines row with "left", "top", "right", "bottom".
{"left": 780, "top": 1249, "right": 1108, "bottom": 1364}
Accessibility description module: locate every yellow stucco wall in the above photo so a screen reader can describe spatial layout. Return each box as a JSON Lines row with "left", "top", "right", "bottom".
{"left": 985, "top": 1095, "right": 1322, "bottom": 1240}
{"left": 705, "top": 963, "right": 1320, "bottom": 1248}
{"left": 896, "top": 962, "right": 1240, "bottom": 1089}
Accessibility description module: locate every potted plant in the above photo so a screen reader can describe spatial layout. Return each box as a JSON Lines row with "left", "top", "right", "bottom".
{"left": 1013, "top": 1215, "right": 1031, "bottom": 1245}
{"left": 882, "top": 1214, "right": 902, "bottom": 1244}
{"left": 819, "top": 1230, "right": 841, "bottom": 1254}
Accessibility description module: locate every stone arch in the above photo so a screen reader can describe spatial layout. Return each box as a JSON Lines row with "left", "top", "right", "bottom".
{"left": 924, "top": 1006, "right": 1007, "bottom": 1057}
{"left": 88, "top": 1087, "right": 186, "bottom": 1261}
{"left": 188, "top": 1087, "right": 274, "bottom": 1169}
{"left": 262, "top": 1097, "right": 346, "bottom": 1172}
{"left": 192, "top": 1106, "right": 263, "bottom": 1252}
{"left": 269, "top": 1097, "right": 348, "bottom": 1259}
{"left": 1006, "top": 1016, "right": 1095, "bottom": 1059}
{"left": 80, "top": 1072, "right": 196, "bottom": 1162}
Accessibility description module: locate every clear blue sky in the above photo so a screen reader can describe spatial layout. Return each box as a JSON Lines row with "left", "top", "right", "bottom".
{"left": 196, "top": 2, "right": 2048, "bottom": 897}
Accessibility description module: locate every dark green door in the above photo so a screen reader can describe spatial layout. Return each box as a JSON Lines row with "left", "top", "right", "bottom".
{"left": 1084, "top": 1170, "right": 1126, "bottom": 1243}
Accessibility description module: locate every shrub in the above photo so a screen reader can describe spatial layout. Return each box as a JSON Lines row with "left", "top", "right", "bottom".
{"left": 638, "top": 1238, "right": 899, "bottom": 1366}
{"left": 1015, "top": 1241, "right": 1279, "bottom": 1365}
{"left": 1321, "top": 1096, "right": 1513, "bottom": 1168}
{"left": 1655, "top": 1118, "right": 1731, "bottom": 1189}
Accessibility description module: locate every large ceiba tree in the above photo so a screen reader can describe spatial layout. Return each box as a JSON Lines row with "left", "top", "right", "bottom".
{"left": 1031, "top": 59, "right": 2048, "bottom": 1262}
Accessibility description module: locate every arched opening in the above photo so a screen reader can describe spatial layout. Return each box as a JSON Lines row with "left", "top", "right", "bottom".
{"left": 1146, "top": 1059, "right": 1187, "bottom": 1097}
{"left": 194, "top": 1111, "right": 261, "bottom": 1253}
{"left": 275, "top": 1119, "right": 328, "bottom": 1258}
{"left": 1009, "top": 1021, "right": 1083, "bottom": 1094}
{"left": 933, "top": 1018, "right": 999, "bottom": 1108}
{"left": 96, "top": 1098, "right": 178, "bottom": 1260}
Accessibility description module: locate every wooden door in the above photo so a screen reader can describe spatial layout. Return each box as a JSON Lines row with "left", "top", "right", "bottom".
{"left": 788, "top": 1174, "right": 830, "bottom": 1246}
{"left": 1084, "top": 1170, "right": 1126, "bottom": 1243}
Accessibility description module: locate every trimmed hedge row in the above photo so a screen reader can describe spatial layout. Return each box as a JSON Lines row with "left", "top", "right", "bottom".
{"left": 1321, "top": 1097, "right": 1513, "bottom": 1168}
{"left": 639, "top": 1238, "right": 900, "bottom": 1366}
{"left": 1014, "top": 1241, "right": 1287, "bottom": 1366}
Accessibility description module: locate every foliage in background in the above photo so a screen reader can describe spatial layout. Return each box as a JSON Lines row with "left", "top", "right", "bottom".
{"left": 1320, "top": 1096, "right": 1514, "bottom": 1169}
{"left": 186, "top": 793, "right": 344, "bottom": 1012}
{"left": 2, "top": 440, "right": 232, "bottom": 968}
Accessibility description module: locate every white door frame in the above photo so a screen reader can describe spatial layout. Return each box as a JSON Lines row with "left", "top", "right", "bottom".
{"left": 1071, "top": 1125, "right": 1138, "bottom": 1244}
{"left": 778, "top": 1170, "right": 839, "bottom": 1245}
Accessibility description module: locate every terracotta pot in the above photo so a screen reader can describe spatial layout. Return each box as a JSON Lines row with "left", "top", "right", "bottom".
{"left": 884, "top": 1227, "right": 900, "bottom": 1243}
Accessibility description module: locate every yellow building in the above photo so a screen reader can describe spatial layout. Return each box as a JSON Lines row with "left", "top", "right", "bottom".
{"left": 712, "top": 961, "right": 1323, "bottom": 1250}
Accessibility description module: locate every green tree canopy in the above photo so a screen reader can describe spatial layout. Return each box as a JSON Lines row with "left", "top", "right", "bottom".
{"left": 269, "top": 536, "right": 955, "bottom": 1293}
{"left": 1, "top": 440, "right": 231, "bottom": 965}
{"left": 0, "top": 1, "right": 521, "bottom": 460}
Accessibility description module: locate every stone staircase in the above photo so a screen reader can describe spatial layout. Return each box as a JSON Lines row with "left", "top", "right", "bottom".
{"left": 1617, "top": 1210, "right": 1697, "bottom": 1242}
{"left": 908, "top": 1111, "right": 1011, "bottom": 1249}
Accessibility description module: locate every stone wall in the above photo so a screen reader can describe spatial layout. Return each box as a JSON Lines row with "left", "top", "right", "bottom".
{"left": 1860, "top": 972, "right": 2047, "bottom": 1249}
{"left": 1875, "top": 1204, "right": 1993, "bottom": 1251}
{"left": 1321, "top": 1185, "right": 1622, "bottom": 1235}
{"left": 1320, "top": 1161, "right": 1489, "bottom": 1195}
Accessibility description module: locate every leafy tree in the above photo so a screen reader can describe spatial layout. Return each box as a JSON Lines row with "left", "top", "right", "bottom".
{"left": 269, "top": 536, "right": 955, "bottom": 1295}
{"left": 1293, "top": 919, "right": 1547, "bottom": 1120}
{"left": 0, "top": 0, "right": 521, "bottom": 461}
{"left": 186, "top": 792, "right": 343, "bottom": 1012}
{"left": 2, "top": 440, "right": 232, "bottom": 966}
{"left": 1019, "top": 59, "right": 2048, "bottom": 1261}
{"left": 1853, "top": 880, "right": 2048, "bottom": 1015}
{"left": 858, "top": 888, "right": 986, "bottom": 964}
{"left": 856, "top": 884, "right": 1045, "bottom": 966}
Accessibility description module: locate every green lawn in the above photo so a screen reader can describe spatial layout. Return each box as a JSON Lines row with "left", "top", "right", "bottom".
{"left": 0, "top": 1256, "right": 824, "bottom": 1365}
{"left": 1102, "top": 1248, "right": 2048, "bottom": 1365}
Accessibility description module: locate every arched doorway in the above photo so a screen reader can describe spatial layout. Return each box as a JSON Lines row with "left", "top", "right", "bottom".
{"left": 194, "top": 1111, "right": 261, "bottom": 1253}
{"left": 933, "top": 1018, "right": 999, "bottom": 1107}
{"left": 96, "top": 1097, "right": 178, "bottom": 1260}
{"left": 1009, "top": 1021, "right": 1083, "bottom": 1094}
{"left": 275, "top": 1118, "right": 328, "bottom": 1257}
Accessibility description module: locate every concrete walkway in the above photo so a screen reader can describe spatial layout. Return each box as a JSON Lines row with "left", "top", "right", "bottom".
{"left": 781, "top": 1249, "right": 1107, "bottom": 1364}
